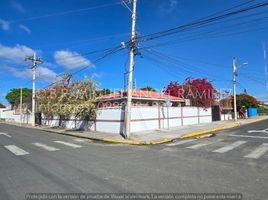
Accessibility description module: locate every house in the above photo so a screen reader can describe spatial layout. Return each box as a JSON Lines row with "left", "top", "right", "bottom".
{"left": 96, "top": 89, "right": 188, "bottom": 108}
{"left": 260, "top": 101, "right": 268, "bottom": 108}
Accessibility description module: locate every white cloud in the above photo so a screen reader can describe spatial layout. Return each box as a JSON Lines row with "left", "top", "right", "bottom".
{"left": 36, "top": 66, "right": 58, "bottom": 82}
{"left": 19, "top": 24, "right": 31, "bottom": 34}
{"left": 8, "top": 66, "right": 58, "bottom": 82}
{"left": 11, "top": 0, "right": 26, "bottom": 13}
{"left": 0, "top": 44, "right": 57, "bottom": 83}
{"left": 160, "top": 0, "right": 178, "bottom": 13}
{"left": 0, "top": 43, "right": 35, "bottom": 63}
{"left": 0, "top": 19, "right": 10, "bottom": 31}
{"left": 54, "top": 50, "right": 92, "bottom": 69}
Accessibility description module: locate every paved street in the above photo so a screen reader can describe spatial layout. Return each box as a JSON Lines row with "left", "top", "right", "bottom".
{"left": 0, "top": 121, "right": 268, "bottom": 200}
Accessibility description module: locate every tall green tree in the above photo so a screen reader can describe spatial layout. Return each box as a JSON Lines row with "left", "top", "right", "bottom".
{"left": 0, "top": 103, "right": 5, "bottom": 108}
{"left": 5, "top": 88, "right": 32, "bottom": 109}
{"left": 236, "top": 93, "right": 259, "bottom": 108}
{"left": 96, "top": 88, "right": 112, "bottom": 97}
{"left": 140, "top": 86, "right": 156, "bottom": 92}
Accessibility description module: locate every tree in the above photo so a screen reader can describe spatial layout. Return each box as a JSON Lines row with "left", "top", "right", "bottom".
{"left": 0, "top": 103, "right": 5, "bottom": 108}
{"left": 36, "top": 76, "right": 98, "bottom": 129}
{"left": 5, "top": 88, "right": 32, "bottom": 109}
{"left": 220, "top": 93, "right": 259, "bottom": 118}
{"left": 258, "top": 106, "right": 268, "bottom": 114}
{"left": 140, "top": 86, "right": 156, "bottom": 92}
{"left": 96, "top": 88, "right": 112, "bottom": 97}
{"left": 236, "top": 93, "right": 259, "bottom": 108}
{"left": 163, "top": 77, "right": 216, "bottom": 108}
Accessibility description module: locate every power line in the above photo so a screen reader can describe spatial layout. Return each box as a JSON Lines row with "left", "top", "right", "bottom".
{"left": 35, "top": 32, "right": 130, "bottom": 51}
{"left": 140, "top": 10, "right": 268, "bottom": 49}
{"left": 144, "top": 48, "right": 229, "bottom": 69}
{"left": 8, "top": 2, "right": 121, "bottom": 24}
{"left": 42, "top": 45, "right": 125, "bottom": 89}
{"left": 50, "top": 46, "right": 118, "bottom": 63}
{"left": 142, "top": 48, "right": 230, "bottom": 81}
{"left": 138, "top": 1, "right": 268, "bottom": 43}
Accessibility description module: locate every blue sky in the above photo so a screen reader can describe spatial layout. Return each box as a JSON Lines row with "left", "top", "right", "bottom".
{"left": 0, "top": 0, "right": 268, "bottom": 105}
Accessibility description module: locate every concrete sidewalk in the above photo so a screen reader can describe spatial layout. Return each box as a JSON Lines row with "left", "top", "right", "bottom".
{"left": 1, "top": 116, "right": 267, "bottom": 144}
{"left": 131, "top": 116, "right": 267, "bottom": 142}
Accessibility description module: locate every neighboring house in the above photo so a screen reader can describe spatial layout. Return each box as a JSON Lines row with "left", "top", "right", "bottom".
{"left": 219, "top": 97, "right": 233, "bottom": 120}
{"left": 96, "top": 89, "right": 188, "bottom": 107}
{"left": 260, "top": 101, "right": 268, "bottom": 108}
{"left": 0, "top": 108, "right": 9, "bottom": 119}
{"left": 0, "top": 107, "right": 32, "bottom": 124}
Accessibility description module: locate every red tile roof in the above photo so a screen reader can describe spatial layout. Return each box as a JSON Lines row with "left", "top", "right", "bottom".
{"left": 97, "top": 90, "right": 184, "bottom": 101}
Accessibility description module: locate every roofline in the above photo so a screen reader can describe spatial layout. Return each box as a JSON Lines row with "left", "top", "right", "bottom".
{"left": 96, "top": 97, "right": 185, "bottom": 102}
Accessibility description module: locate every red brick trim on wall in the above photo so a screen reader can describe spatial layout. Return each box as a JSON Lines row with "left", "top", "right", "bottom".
{"left": 93, "top": 115, "right": 212, "bottom": 123}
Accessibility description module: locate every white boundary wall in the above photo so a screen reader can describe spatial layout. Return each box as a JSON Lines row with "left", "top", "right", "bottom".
{"left": 1, "top": 109, "right": 32, "bottom": 124}
{"left": 131, "top": 106, "right": 211, "bottom": 132}
{"left": 1, "top": 106, "right": 217, "bottom": 135}
{"left": 39, "top": 106, "right": 212, "bottom": 134}
{"left": 221, "top": 113, "right": 232, "bottom": 121}
{"left": 0, "top": 108, "right": 8, "bottom": 119}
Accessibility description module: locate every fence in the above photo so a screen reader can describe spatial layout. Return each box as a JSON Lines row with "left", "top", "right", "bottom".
{"left": 0, "top": 109, "right": 33, "bottom": 124}
{"left": 40, "top": 106, "right": 212, "bottom": 135}
{"left": 1, "top": 106, "right": 234, "bottom": 135}
{"left": 221, "top": 113, "right": 232, "bottom": 121}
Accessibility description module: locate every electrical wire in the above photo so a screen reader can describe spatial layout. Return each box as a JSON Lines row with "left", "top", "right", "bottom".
{"left": 36, "top": 32, "right": 130, "bottom": 51}
{"left": 8, "top": 2, "right": 121, "bottom": 24}
{"left": 138, "top": 1, "right": 268, "bottom": 43}
{"left": 142, "top": 48, "right": 230, "bottom": 81}
{"left": 141, "top": 11, "right": 268, "bottom": 49}
{"left": 42, "top": 45, "right": 125, "bottom": 89}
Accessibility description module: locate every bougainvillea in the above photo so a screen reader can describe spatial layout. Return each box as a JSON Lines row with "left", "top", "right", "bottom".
{"left": 36, "top": 76, "right": 98, "bottom": 128}
{"left": 163, "top": 77, "right": 217, "bottom": 108}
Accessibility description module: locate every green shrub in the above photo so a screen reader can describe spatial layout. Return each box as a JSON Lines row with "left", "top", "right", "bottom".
{"left": 258, "top": 106, "right": 268, "bottom": 114}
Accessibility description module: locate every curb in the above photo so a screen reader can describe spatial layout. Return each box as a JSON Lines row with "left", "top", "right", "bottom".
{"left": 39, "top": 128, "right": 173, "bottom": 145}
{"left": 180, "top": 124, "right": 239, "bottom": 139}
{"left": 0, "top": 121, "right": 173, "bottom": 145}
{"left": 1, "top": 117, "right": 266, "bottom": 145}
{"left": 180, "top": 117, "right": 267, "bottom": 139}
{"left": 102, "top": 138, "right": 173, "bottom": 145}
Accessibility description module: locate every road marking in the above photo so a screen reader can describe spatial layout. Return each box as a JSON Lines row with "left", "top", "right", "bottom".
{"left": 32, "top": 143, "right": 60, "bottom": 151}
{"left": 229, "top": 134, "right": 268, "bottom": 139}
{"left": 244, "top": 143, "right": 268, "bottom": 159}
{"left": 248, "top": 128, "right": 268, "bottom": 134}
{"left": 54, "top": 141, "right": 82, "bottom": 148}
{"left": 166, "top": 139, "right": 196, "bottom": 147}
{"left": 4, "top": 145, "right": 29, "bottom": 156}
{"left": 213, "top": 141, "right": 247, "bottom": 153}
{"left": 161, "top": 147, "right": 177, "bottom": 152}
{"left": 186, "top": 142, "right": 213, "bottom": 149}
{"left": 0, "top": 132, "right": 11, "bottom": 138}
{"left": 73, "top": 138, "right": 91, "bottom": 143}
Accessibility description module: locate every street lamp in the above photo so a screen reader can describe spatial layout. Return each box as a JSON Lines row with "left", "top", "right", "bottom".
{"left": 233, "top": 58, "right": 248, "bottom": 121}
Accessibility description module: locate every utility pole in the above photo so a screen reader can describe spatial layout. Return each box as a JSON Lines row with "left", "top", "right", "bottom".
{"left": 262, "top": 42, "right": 268, "bottom": 97}
{"left": 20, "top": 87, "right": 22, "bottom": 126}
{"left": 233, "top": 57, "right": 238, "bottom": 121}
{"left": 25, "top": 53, "right": 43, "bottom": 126}
{"left": 125, "top": 0, "right": 137, "bottom": 139}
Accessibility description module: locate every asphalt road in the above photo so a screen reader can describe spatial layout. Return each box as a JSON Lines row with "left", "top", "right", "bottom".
{"left": 0, "top": 120, "right": 268, "bottom": 200}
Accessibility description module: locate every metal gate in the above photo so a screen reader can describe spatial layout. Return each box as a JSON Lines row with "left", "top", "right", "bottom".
{"left": 212, "top": 105, "right": 221, "bottom": 121}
